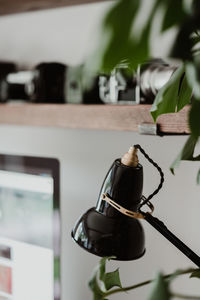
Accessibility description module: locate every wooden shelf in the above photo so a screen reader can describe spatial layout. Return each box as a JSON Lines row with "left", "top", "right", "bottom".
{"left": 0, "top": 0, "right": 110, "bottom": 16}
{"left": 0, "top": 104, "right": 190, "bottom": 134}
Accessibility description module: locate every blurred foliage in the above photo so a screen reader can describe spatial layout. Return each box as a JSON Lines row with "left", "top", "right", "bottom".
{"left": 150, "top": 65, "right": 192, "bottom": 121}
{"left": 88, "top": 0, "right": 200, "bottom": 299}
{"left": 54, "top": 257, "right": 60, "bottom": 280}
{"left": 147, "top": 273, "right": 170, "bottom": 300}
{"left": 93, "top": 0, "right": 200, "bottom": 177}
{"left": 89, "top": 257, "right": 199, "bottom": 300}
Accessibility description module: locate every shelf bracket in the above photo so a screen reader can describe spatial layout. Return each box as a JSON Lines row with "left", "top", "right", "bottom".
{"left": 138, "top": 123, "right": 158, "bottom": 135}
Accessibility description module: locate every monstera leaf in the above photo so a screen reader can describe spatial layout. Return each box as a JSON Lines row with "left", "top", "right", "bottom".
{"left": 170, "top": 135, "right": 200, "bottom": 174}
{"left": 150, "top": 65, "right": 192, "bottom": 122}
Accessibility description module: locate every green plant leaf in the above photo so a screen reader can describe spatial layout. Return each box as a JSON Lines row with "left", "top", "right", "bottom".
{"left": 190, "top": 269, "right": 200, "bottom": 279}
{"left": 161, "top": 0, "right": 187, "bottom": 32}
{"left": 89, "top": 257, "right": 122, "bottom": 300}
{"left": 99, "top": 257, "right": 122, "bottom": 291}
{"left": 170, "top": 0, "right": 200, "bottom": 59}
{"left": 150, "top": 65, "right": 185, "bottom": 122}
{"left": 88, "top": 274, "right": 105, "bottom": 300}
{"left": 101, "top": 0, "right": 140, "bottom": 72}
{"left": 196, "top": 169, "right": 200, "bottom": 184}
{"left": 170, "top": 135, "right": 199, "bottom": 174}
{"left": 185, "top": 62, "right": 200, "bottom": 100}
{"left": 171, "top": 14, "right": 200, "bottom": 61}
{"left": 147, "top": 273, "right": 171, "bottom": 300}
{"left": 99, "top": 257, "right": 107, "bottom": 281}
{"left": 170, "top": 98, "right": 200, "bottom": 174}
{"left": 103, "top": 269, "right": 122, "bottom": 291}
{"left": 100, "top": 0, "right": 165, "bottom": 72}
{"left": 177, "top": 74, "right": 192, "bottom": 111}
{"left": 191, "top": 34, "right": 200, "bottom": 48}
{"left": 189, "top": 100, "right": 200, "bottom": 138}
{"left": 126, "top": 20, "right": 151, "bottom": 71}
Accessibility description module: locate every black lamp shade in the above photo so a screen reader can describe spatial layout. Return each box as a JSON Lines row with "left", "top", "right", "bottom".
{"left": 72, "top": 159, "right": 145, "bottom": 260}
{"left": 72, "top": 151, "right": 200, "bottom": 267}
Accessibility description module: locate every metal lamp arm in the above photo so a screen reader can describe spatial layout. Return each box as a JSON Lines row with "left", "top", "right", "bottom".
{"left": 143, "top": 213, "right": 200, "bottom": 268}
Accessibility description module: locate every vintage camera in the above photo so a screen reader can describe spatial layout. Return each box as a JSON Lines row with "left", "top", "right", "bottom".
{"left": 99, "top": 59, "right": 178, "bottom": 104}
{"left": 0, "top": 59, "right": 178, "bottom": 104}
{"left": 66, "top": 65, "right": 103, "bottom": 104}
{"left": 0, "top": 63, "right": 66, "bottom": 103}
{"left": 0, "top": 63, "right": 103, "bottom": 104}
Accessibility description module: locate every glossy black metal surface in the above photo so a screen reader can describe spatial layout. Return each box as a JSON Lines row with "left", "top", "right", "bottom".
{"left": 72, "top": 154, "right": 200, "bottom": 266}
{"left": 71, "top": 207, "right": 145, "bottom": 260}
{"left": 72, "top": 159, "right": 145, "bottom": 260}
{"left": 96, "top": 159, "right": 143, "bottom": 217}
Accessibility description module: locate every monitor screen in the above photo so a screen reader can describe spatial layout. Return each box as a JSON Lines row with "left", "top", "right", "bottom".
{"left": 0, "top": 155, "right": 60, "bottom": 300}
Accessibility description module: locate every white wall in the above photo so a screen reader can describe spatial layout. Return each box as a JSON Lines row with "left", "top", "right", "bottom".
{"left": 0, "top": 0, "right": 175, "bottom": 68}
{"left": 0, "top": 2, "right": 199, "bottom": 300}
{"left": 0, "top": 126, "right": 199, "bottom": 300}
{"left": 0, "top": 1, "right": 113, "bottom": 68}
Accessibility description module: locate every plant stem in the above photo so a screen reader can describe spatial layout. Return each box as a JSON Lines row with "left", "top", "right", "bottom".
{"left": 104, "top": 268, "right": 196, "bottom": 298}
{"left": 171, "top": 292, "right": 200, "bottom": 299}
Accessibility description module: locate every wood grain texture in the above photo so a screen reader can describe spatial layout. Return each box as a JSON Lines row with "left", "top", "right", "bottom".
{"left": 0, "top": 0, "right": 110, "bottom": 16}
{"left": 0, "top": 104, "right": 190, "bottom": 134}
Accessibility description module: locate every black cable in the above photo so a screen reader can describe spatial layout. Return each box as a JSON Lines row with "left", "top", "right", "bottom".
{"left": 134, "top": 145, "right": 200, "bottom": 268}
{"left": 134, "top": 144, "right": 165, "bottom": 209}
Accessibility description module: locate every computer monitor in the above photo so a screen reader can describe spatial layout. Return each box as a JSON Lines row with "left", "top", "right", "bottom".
{"left": 0, "top": 154, "right": 60, "bottom": 300}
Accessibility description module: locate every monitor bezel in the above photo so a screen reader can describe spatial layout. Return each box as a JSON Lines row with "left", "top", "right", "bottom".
{"left": 0, "top": 154, "right": 60, "bottom": 300}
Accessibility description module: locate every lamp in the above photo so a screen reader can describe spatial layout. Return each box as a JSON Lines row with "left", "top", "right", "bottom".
{"left": 72, "top": 145, "right": 200, "bottom": 267}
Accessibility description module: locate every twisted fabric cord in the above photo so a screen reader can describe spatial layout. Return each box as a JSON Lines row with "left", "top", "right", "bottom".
{"left": 134, "top": 144, "right": 164, "bottom": 209}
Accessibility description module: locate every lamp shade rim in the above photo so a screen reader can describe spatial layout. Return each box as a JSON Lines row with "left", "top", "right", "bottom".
{"left": 71, "top": 207, "right": 146, "bottom": 261}
{"left": 72, "top": 229, "right": 146, "bottom": 260}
